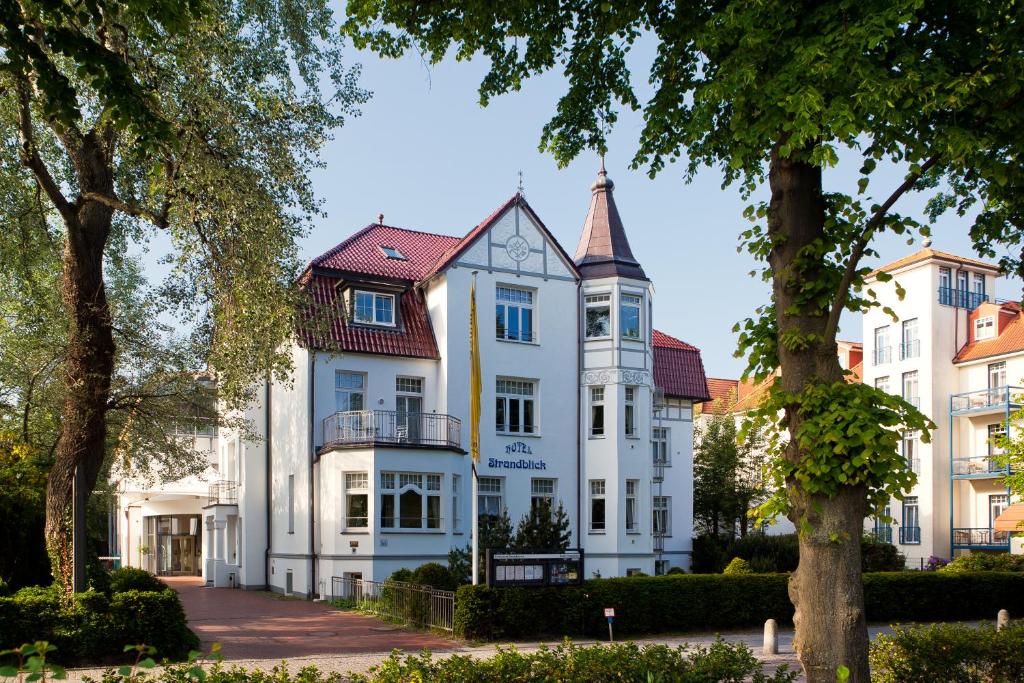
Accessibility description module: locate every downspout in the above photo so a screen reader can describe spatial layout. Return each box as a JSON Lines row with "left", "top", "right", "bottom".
{"left": 576, "top": 278, "right": 583, "bottom": 548}
{"left": 264, "top": 377, "right": 272, "bottom": 590}
{"left": 308, "top": 352, "right": 317, "bottom": 599}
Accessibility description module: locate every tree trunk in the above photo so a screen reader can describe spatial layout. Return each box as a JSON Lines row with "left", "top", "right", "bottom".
{"left": 767, "top": 149, "right": 870, "bottom": 682}
{"left": 44, "top": 132, "right": 116, "bottom": 594}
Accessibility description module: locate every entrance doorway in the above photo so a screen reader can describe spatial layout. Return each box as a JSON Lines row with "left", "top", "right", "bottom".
{"left": 146, "top": 514, "right": 202, "bottom": 576}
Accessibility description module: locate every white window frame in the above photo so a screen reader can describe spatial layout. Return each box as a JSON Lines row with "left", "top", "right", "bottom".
{"left": 496, "top": 378, "right": 537, "bottom": 434}
{"left": 477, "top": 476, "right": 504, "bottom": 519}
{"left": 379, "top": 471, "right": 442, "bottom": 531}
{"left": 989, "top": 361, "right": 1007, "bottom": 388}
{"left": 653, "top": 495, "right": 671, "bottom": 536}
{"left": 652, "top": 427, "right": 670, "bottom": 465}
{"left": 495, "top": 285, "right": 536, "bottom": 343}
{"left": 624, "top": 386, "right": 637, "bottom": 437}
{"left": 874, "top": 376, "right": 890, "bottom": 394}
{"left": 584, "top": 294, "right": 612, "bottom": 339}
{"left": 620, "top": 293, "right": 643, "bottom": 340}
{"left": 452, "top": 474, "right": 462, "bottom": 533}
{"left": 873, "top": 325, "right": 890, "bottom": 365}
{"left": 974, "top": 273, "right": 986, "bottom": 296}
{"left": 625, "top": 479, "right": 639, "bottom": 533}
{"left": 344, "top": 472, "right": 369, "bottom": 530}
{"left": 530, "top": 478, "right": 556, "bottom": 511}
{"left": 352, "top": 289, "right": 396, "bottom": 327}
{"left": 901, "top": 318, "right": 919, "bottom": 359}
{"left": 590, "top": 386, "right": 605, "bottom": 438}
{"left": 335, "top": 371, "right": 366, "bottom": 413}
{"left": 589, "top": 480, "right": 606, "bottom": 533}
{"left": 902, "top": 370, "right": 919, "bottom": 406}
{"left": 975, "top": 316, "right": 995, "bottom": 341}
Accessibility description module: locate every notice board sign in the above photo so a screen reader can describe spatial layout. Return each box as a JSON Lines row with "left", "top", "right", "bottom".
{"left": 486, "top": 549, "right": 584, "bottom": 587}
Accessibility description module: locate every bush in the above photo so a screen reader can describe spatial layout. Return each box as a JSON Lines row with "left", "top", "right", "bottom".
{"left": 691, "top": 533, "right": 800, "bottom": 573}
{"left": 861, "top": 535, "right": 906, "bottom": 572}
{"left": 940, "top": 553, "right": 1024, "bottom": 573}
{"left": 108, "top": 566, "right": 167, "bottom": 593}
{"left": 410, "top": 563, "right": 459, "bottom": 592}
{"left": 870, "top": 622, "right": 1024, "bottom": 682}
{"left": 666, "top": 566, "right": 686, "bottom": 575}
{"left": 454, "top": 571, "right": 1024, "bottom": 641}
{"left": 723, "top": 557, "right": 753, "bottom": 574}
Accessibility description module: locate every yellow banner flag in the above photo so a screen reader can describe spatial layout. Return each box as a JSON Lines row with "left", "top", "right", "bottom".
{"left": 469, "top": 274, "right": 482, "bottom": 463}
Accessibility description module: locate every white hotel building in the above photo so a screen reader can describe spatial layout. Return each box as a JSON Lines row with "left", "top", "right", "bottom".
{"left": 112, "top": 166, "right": 711, "bottom": 595}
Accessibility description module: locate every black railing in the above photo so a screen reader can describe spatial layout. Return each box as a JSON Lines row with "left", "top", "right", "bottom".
{"left": 938, "top": 287, "right": 988, "bottom": 310}
{"left": 208, "top": 480, "right": 238, "bottom": 505}
{"left": 953, "top": 527, "right": 1010, "bottom": 548}
{"left": 323, "top": 410, "right": 462, "bottom": 450}
{"left": 870, "top": 526, "right": 893, "bottom": 543}
{"left": 899, "top": 526, "right": 921, "bottom": 544}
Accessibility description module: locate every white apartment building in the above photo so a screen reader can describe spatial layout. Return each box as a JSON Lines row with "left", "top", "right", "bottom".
{"left": 111, "top": 166, "right": 711, "bottom": 594}
{"left": 863, "top": 240, "right": 1021, "bottom": 563}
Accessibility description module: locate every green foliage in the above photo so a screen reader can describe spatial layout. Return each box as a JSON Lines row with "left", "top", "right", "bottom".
{"left": 694, "top": 412, "right": 769, "bottom": 537}
{"left": 693, "top": 533, "right": 801, "bottom": 574}
{"left": 107, "top": 568, "right": 166, "bottom": 594}
{"left": 0, "top": 436, "right": 49, "bottom": 589}
{"left": 941, "top": 554, "right": 1024, "bottom": 573}
{"left": 723, "top": 558, "right": 753, "bottom": 575}
{"left": 409, "top": 563, "right": 459, "bottom": 592}
{"left": 0, "top": 641, "right": 66, "bottom": 681}
{"left": 861, "top": 535, "right": 907, "bottom": 572}
{"left": 454, "top": 572, "right": 1024, "bottom": 641}
{"left": 512, "top": 500, "right": 572, "bottom": 553}
{"left": 349, "top": 639, "right": 796, "bottom": 683}
{"left": 870, "top": 623, "right": 1024, "bottom": 683}
{"left": 993, "top": 405, "right": 1024, "bottom": 512}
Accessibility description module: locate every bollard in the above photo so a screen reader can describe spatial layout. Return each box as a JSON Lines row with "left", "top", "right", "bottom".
{"left": 998, "top": 609, "right": 1010, "bottom": 631}
{"left": 763, "top": 618, "right": 778, "bottom": 655}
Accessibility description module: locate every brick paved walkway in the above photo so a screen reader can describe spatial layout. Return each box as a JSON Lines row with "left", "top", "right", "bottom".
{"left": 164, "top": 577, "right": 455, "bottom": 660}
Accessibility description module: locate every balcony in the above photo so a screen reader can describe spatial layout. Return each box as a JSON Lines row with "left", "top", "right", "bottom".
{"left": 952, "top": 455, "right": 1011, "bottom": 479}
{"left": 899, "top": 339, "right": 921, "bottom": 360}
{"left": 952, "top": 527, "right": 1010, "bottom": 550}
{"left": 938, "top": 287, "right": 988, "bottom": 310}
{"left": 870, "top": 526, "right": 893, "bottom": 543}
{"left": 207, "top": 480, "right": 238, "bottom": 505}
{"left": 872, "top": 346, "right": 892, "bottom": 366}
{"left": 322, "top": 410, "right": 463, "bottom": 452}
{"left": 899, "top": 526, "right": 921, "bottom": 545}
{"left": 950, "top": 386, "right": 1024, "bottom": 416}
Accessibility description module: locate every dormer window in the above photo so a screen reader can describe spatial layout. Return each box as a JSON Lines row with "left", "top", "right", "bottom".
{"left": 380, "top": 245, "right": 406, "bottom": 261}
{"left": 353, "top": 290, "right": 395, "bottom": 326}
{"left": 975, "top": 316, "right": 995, "bottom": 341}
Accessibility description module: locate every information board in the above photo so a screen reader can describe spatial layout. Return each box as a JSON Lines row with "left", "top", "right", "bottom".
{"left": 486, "top": 549, "right": 584, "bottom": 587}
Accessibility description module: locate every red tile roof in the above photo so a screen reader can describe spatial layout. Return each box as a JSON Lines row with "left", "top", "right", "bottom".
{"left": 954, "top": 301, "right": 1024, "bottom": 363}
{"left": 868, "top": 247, "right": 999, "bottom": 278}
{"left": 700, "top": 377, "right": 740, "bottom": 414}
{"left": 312, "top": 223, "right": 461, "bottom": 281}
{"left": 652, "top": 330, "right": 711, "bottom": 401}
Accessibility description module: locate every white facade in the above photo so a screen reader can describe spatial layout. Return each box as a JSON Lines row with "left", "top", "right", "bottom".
{"left": 113, "top": 169, "right": 709, "bottom": 595}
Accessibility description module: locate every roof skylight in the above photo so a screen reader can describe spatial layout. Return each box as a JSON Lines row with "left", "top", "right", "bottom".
{"left": 380, "top": 245, "right": 407, "bottom": 261}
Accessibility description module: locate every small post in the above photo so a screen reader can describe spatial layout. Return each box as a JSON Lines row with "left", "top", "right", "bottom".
{"left": 998, "top": 609, "right": 1010, "bottom": 631}
{"left": 763, "top": 618, "right": 778, "bottom": 655}
{"left": 604, "top": 607, "right": 615, "bottom": 642}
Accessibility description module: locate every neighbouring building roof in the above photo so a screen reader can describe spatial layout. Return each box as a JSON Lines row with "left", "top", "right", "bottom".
{"left": 573, "top": 161, "right": 647, "bottom": 280}
{"left": 954, "top": 300, "right": 1024, "bottom": 363}
{"left": 652, "top": 330, "right": 712, "bottom": 402}
{"left": 867, "top": 247, "right": 999, "bottom": 279}
{"left": 697, "top": 378, "right": 740, "bottom": 415}
{"left": 312, "top": 223, "right": 461, "bottom": 281}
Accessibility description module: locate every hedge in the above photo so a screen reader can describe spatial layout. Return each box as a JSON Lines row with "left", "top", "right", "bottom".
{"left": 0, "top": 577, "right": 198, "bottom": 664}
{"left": 870, "top": 622, "right": 1024, "bottom": 682}
{"left": 454, "top": 571, "right": 1024, "bottom": 640}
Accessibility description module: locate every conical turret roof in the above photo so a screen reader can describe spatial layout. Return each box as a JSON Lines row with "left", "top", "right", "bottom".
{"left": 573, "top": 160, "right": 647, "bottom": 280}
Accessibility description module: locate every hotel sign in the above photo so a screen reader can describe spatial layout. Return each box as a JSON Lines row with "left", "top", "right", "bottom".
{"left": 487, "top": 440, "right": 546, "bottom": 469}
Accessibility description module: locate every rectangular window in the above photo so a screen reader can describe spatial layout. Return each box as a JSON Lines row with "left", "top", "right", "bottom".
{"left": 344, "top": 472, "right": 368, "bottom": 529}
{"left": 287, "top": 474, "right": 295, "bottom": 534}
{"left": 989, "top": 361, "right": 1007, "bottom": 388}
{"left": 452, "top": 474, "right": 462, "bottom": 533}
{"left": 589, "top": 480, "right": 606, "bottom": 532}
{"left": 495, "top": 286, "right": 535, "bottom": 342}
{"left": 653, "top": 496, "right": 670, "bottom": 536}
{"left": 496, "top": 378, "right": 536, "bottom": 434}
{"left": 902, "top": 497, "right": 920, "bottom": 544}
{"left": 902, "top": 431, "right": 917, "bottom": 473}
{"left": 478, "top": 476, "right": 503, "bottom": 520}
{"left": 620, "top": 294, "right": 642, "bottom": 339}
{"left": 991, "top": 494, "right": 1009, "bottom": 540}
{"left": 939, "top": 267, "right": 952, "bottom": 305}
{"left": 873, "top": 326, "right": 890, "bottom": 365}
{"left": 379, "top": 472, "right": 442, "bottom": 530}
{"left": 975, "top": 316, "right": 995, "bottom": 341}
{"left": 625, "top": 480, "right": 639, "bottom": 532}
{"left": 974, "top": 273, "right": 986, "bottom": 296}
{"left": 335, "top": 371, "right": 366, "bottom": 412}
{"left": 988, "top": 423, "right": 1007, "bottom": 459}
{"left": 352, "top": 290, "right": 395, "bottom": 326}
{"left": 902, "top": 371, "right": 919, "bottom": 407}
{"left": 530, "top": 478, "right": 556, "bottom": 511}
{"left": 874, "top": 376, "right": 890, "bottom": 394}
{"left": 957, "top": 270, "right": 969, "bottom": 292}
{"left": 590, "top": 386, "right": 605, "bottom": 437}
{"left": 585, "top": 294, "right": 611, "bottom": 338}
{"left": 901, "top": 319, "right": 919, "bottom": 359}
{"left": 624, "top": 386, "right": 637, "bottom": 437}
{"left": 652, "top": 427, "right": 669, "bottom": 465}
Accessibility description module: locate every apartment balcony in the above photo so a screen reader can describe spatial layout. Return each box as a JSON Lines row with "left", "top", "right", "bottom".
{"left": 321, "top": 410, "right": 463, "bottom": 453}
{"left": 899, "top": 339, "right": 921, "bottom": 360}
{"left": 949, "top": 386, "right": 1024, "bottom": 416}
{"left": 870, "top": 526, "right": 893, "bottom": 543}
{"left": 952, "top": 527, "right": 1011, "bottom": 550}
{"left": 899, "top": 526, "right": 921, "bottom": 545}
{"left": 207, "top": 480, "right": 238, "bottom": 505}
{"left": 952, "top": 455, "right": 1012, "bottom": 479}
{"left": 653, "top": 460, "right": 667, "bottom": 483}
{"left": 872, "top": 346, "right": 892, "bottom": 366}
{"left": 938, "top": 287, "right": 988, "bottom": 310}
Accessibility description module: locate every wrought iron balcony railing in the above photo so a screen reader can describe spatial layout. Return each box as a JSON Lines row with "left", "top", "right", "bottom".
{"left": 322, "top": 410, "right": 462, "bottom": 451}
{"left": 208, "top": 480, "right": 238, "bottom": 505}
{"left": 938, "top": 287, "right": 988, "bottom": 310}
{"left": 952, "top": 527, "right": 1010, "bottom": 549}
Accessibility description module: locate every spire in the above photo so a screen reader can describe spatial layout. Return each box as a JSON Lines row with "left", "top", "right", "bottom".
{"left": 573, "top": 158, "right": 647, "bottom": 280}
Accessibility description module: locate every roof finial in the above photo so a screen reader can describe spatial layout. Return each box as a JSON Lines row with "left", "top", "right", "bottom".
{"left": 517, "top": 170, "right": 525, "bottom": 196}
{"left": 599, "top": 153, "right": 606, "bottom": 176}
{"left": 591, "top": 154, "right": 613, "bottom": 192}
{"left": 922, "top": 234, "right": 933, "bottom": 248}
{"left": 378, "top": 212, "right": 384, "bottom": 226}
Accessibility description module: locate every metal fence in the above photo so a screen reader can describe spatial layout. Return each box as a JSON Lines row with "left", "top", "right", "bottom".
{"left": 323, "top": 410, "right": 462, "bottom": 450}
{"left": 330, "top": 575, "right": 455, "bottom": 632}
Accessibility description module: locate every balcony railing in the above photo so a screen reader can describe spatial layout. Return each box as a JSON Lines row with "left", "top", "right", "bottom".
{"left": 950, "top": 385, "right": 1024, "bottom": 414}
{"left": 953, "top": 527, "right": 1010, "bottom": 549}
{"left": 938, "top": 287, "right": 988, "bottom": 310}
{"left": 899, "top": 526, "right": 921, "bottom": 545}
{"left": 323, "top": 410, "right": 462, "bottom": 451}
{"left": 952, "top": 455, "right": 1011, "bottom": 478}
{"left": 208, "top": 480, "right": 238, "bottom": 505}
{"left": 899, "top": 339, "right": 921, "bottom": 360}
{"left": 870, "top": 526, "right": 893, "bottom": 543}
{"left": 872, "top": 346, "right": 892, "bottom": 366}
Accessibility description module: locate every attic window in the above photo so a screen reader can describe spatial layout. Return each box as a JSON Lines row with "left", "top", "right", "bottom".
{"left": 380, "top": 246, "right": 406, "bottom": 261}
{"left": 975, "top": 316, "right": 995, "bottom": 341}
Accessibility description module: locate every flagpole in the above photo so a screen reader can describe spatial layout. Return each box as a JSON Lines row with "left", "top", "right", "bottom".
{"left": 471, "top": 462, "right": 479, "bottom": 585}
{"left": 469, "top": 271, "right": 482, "bottom": 585}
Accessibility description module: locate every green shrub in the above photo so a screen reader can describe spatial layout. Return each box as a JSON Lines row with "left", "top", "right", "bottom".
{"left": 723, "top": 557, "right": 753, "bottom": 574}
{"left": 666, "top": 566, "right": 686, "bottom": 574}
{"left": 690, "top": 533, "right": 729, "bottom": 573}
{"left": 108, "top": 566, "right": 166, "bottom": 594}
{"left": 388, "top": 567, "right": 414, "bottom": 583}
{"left": 870, "top": 622, "right": 1024, "bottom": 682}
{"left": 410, "top": 563, "right": 458, "bottom": 592}
{"left": 861, "top": 535, "right": 906, "bottom": 572}
{"left": 940, "top": 553, "right": 1024, "bottom": 573}
{"left": 455, "top": 572, "right": 1024, "bottom": 641}
{"left": 692, "top": 533, "right": 800, "bottom": 573}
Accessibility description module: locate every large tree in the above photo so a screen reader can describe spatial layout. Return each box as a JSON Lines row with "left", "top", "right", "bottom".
{"left": 343, "top": 2, "right": 1022, "bottom": 679}
{"left": 1, "top": 0, "right": 367, "bottom": 592}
